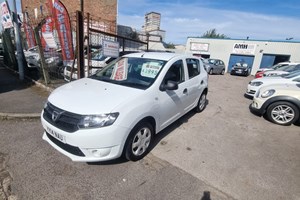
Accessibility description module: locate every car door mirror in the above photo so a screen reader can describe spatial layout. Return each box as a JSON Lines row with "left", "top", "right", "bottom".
{"left": 160, "top": 80, "right": 178, "bottom": 91}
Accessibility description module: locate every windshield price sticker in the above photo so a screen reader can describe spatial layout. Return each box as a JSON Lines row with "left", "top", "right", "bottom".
{"left": 141, "top": 62, "right": 162, "bottom": 78}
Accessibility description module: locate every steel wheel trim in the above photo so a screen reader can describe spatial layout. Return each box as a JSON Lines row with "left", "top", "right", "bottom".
{"left": 271, "top": 105, "right": 295, "bottom": 124}
{"left": 132, "top": 127, "right": 151, "bottom": 156}
{"left": 199, "top": 94, "right": 206, "bottom": 110}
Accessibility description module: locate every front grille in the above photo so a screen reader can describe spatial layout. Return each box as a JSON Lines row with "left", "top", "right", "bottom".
{"left": 46, "top": 132, "right": 85, "bottom": 157}
{"left": 43, "top": 102, "right": 81, "bottom": 133}
{"left": 249, "top": 90, "right": 256, "bottom": 94}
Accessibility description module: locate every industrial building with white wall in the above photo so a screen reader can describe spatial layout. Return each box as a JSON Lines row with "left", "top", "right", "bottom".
{"left": 185, "top": 38, "right": 300, "bottom": 75}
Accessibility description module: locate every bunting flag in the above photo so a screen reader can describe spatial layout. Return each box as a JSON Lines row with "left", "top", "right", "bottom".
{"left": 41, "top": 16, "right": 57, "bottom": 50}
{"left": 48, "top": 0, "right": 74, "bottom": 62}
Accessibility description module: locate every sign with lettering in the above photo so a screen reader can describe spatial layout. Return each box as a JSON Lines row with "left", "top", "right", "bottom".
{"left": 232, "top": 43, "right": 256, "bottom": 55}
{"left": 190, "top": 42, "right": 209, "bottom": 52}
{"left": 0, "top": 1, "right": 13, "bottom": 29}
{"left": 49, "top": 0, "right": 74, "bottom": 62}
{"left": 103, "top": 40, "right": 119, "bottom": 58}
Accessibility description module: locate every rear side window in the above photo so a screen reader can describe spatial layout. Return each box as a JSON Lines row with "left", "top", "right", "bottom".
{"left": 186, "top": 58, "right": 200, "bottom": 78}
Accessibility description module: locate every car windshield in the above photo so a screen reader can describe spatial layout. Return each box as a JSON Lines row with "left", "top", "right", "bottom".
{"left": 91, "top": 51, "right": 107, "bottom": 61}
{"left": 272, "top": 63, "right": 288, "bottom": 70}
{"left": 208, "top": 59, "right": 216, "bottom": 64}
{"left": 277, "top": 64, "right": 296, "bottom": 72}
{"left": 90, "top": 57, "right": 167, "bottom": 89}
{"left": 281, "top": 70, "right": 300, "bottom": 79}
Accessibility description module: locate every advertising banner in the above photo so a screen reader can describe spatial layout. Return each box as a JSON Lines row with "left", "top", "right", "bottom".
{"left": 0, "top": 1, "right": 13, "bottom": 29}
{"left": 23, "top": 22, "right": 36, "bottom": 48}
{"left": 41, "top": 16, "right": 57, "bottom": 49}
{"left": 49, "top": 0, "right": 74, "bottom": 62}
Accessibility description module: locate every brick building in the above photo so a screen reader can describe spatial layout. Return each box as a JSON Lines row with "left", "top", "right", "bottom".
{"left": 21, "top": 0, "right": 117, "bottom": 33}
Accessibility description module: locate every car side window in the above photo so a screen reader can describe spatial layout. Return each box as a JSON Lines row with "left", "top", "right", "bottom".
{"left": 186, "top": 58, "right": 200, "bottom": 78}
{"left": 163, "top": 60, "right": 185, "bottom": 84}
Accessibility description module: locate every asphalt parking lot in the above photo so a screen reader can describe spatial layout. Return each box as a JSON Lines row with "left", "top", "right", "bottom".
{"left": 0, "top": 74, "right": 299, "bottom": 200}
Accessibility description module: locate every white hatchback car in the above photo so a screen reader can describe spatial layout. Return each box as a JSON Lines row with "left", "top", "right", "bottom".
{"left": 250, "top": 83, "right": 300, "bottom": 125}
{"left": 263, "top": 64, "right": 300, "bottom": 77}
{"left": 41, "top": 52, "right": 208, "bottom": 162}
{"left": 246, "top": 71, "right": 300, "bottom": 97}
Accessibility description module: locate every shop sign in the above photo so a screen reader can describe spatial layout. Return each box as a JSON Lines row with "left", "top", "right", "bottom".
{"left": 232, "top": 43, "right": 256, "bottom": 55}
{"left": 190, "top": 42, "right": 209, "bottom": 52}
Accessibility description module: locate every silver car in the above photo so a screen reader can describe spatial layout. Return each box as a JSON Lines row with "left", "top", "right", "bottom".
{"left": 203, "top": 58, "right": 225, "bottom": 75}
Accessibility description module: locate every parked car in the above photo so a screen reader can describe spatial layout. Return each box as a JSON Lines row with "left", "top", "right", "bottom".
{"left": 22, "top": 47, "right": 64, "bottom": 76}
{"left": 255, "top": 62, "right": 298, "bottom": 78}
{"left": 203, "top": 58, "right": 225, "bottom": 75}
{"left": 64, "top": 50, "right": 111, "bottom": 81}
{"left": 230, "top": 62, "right": 251, "bottom": 76}
{"left": 263, "top": 64, "right": 300, "bottom": 77}
{"left": 41, "top": 52, "right": 208, "bottom": 162}
{"left": 245, "top": 71, "right": 300, "bottom": 98}
{"left": 64, "top": 50, "right": 142, "bottom": 81}
{"left": 250, "top": 83, "right": 300, "bottom": 125}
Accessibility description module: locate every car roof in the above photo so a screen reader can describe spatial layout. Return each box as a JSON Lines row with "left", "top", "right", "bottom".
{"left": 124, "top": 52, "right": 188, "bottom": 61}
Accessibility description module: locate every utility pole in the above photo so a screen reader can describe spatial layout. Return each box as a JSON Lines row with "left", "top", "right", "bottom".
{"left": 11, "top": 0, "right": 26, "bottom": 80}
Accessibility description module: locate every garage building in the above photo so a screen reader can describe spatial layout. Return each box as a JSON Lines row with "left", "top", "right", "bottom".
{"left": 185, "top": 38, "right": 300, "bottom": 75}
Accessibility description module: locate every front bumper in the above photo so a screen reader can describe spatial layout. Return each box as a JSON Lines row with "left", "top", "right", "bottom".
{"left": 41, "top": 115, "right": 130, "bottom": 162}
{"left": 245, "top": 84, "right": 258, "bottom": 97}
{"left": 249, "top": 97, "right": 267, "bottom": 116}
{"left": 231, "top": 69, "right": 248, "bottom": 76}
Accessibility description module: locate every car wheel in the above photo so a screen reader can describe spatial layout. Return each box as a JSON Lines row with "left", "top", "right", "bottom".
{"left": 221, "top": 69, "right": 225, "bottom": 75}
{"left": 124, "top": 121, "right": 153, "bottom": 161}
{"left": 266, "top": 101, "right": 299, "bottom": 126}
{"left": 209, "top": 69, "right": 213, "bottom": 75}
{"left": 58, "top": 66, "right": 65, "bottom": 78}
{"left": 195, "top": 92, "right": 207, "bottom": 113}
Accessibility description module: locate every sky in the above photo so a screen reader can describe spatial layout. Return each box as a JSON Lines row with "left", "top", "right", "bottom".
{"left": 3, "top": 0, "right": 300, "bottom": 45}
{"left": 117, "top": 0, "right": 300, "bottom": 44}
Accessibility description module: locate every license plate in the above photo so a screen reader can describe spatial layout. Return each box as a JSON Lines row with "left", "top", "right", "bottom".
{"left": 46, "top": 126, "right": 66, "bottom": 143}
{"left": 236, "top": 71, "right": 241, "bottom": 73}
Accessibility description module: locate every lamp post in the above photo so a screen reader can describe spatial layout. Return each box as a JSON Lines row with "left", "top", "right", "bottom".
{"left": 11, "top": 0, "right": 26, "bottom": 80}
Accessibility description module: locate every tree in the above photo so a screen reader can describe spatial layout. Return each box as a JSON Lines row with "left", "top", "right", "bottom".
{"left": 164, "top": 42, "right": 176, "bottom": 49}
{"left": 201, "top": 28, "right": 229, "bottom": 39}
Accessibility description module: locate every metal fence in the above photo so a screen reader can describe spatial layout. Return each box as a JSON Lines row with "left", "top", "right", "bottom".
{"left": 4, "top": 11, "right": 148, "bottom": 88}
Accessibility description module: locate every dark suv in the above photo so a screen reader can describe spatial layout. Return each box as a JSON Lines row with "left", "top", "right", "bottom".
{"left": 230, "top": 62, "right": 251, "bottom": 76}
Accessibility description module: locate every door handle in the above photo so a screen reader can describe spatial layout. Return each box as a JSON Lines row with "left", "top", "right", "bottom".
{"left": 183, "top": 88, "right": 188, "bottom": 94}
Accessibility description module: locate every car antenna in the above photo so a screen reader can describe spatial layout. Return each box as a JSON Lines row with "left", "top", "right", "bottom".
{"left": 141, "top": 53, "right": 146, "bottom": 57}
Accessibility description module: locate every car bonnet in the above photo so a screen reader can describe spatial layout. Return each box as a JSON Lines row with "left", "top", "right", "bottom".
{"left": 48, "top": 78, "right": 143, "bottom": 115}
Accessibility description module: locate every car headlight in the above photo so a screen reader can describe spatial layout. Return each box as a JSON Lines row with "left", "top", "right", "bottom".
{"left": 250, "top": 81, "right": 263, "bottom": 86}
{"left": 78, "top": 113, "right": 119, "bottom": 128}
{"left": 261, "top": 89, "right": 275, "bottom": 98}
{"left": 204, "top": 65, "right": 209, "bottom": 71}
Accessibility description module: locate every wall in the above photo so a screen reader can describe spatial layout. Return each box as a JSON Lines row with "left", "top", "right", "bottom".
{"left": 186, "top": 37, "right": 300, "bottom": 75}
{"left": 21, "top": 0, "right": 117, "bottom": 33}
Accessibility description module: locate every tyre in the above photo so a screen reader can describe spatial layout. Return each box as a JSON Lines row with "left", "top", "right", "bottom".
{"left": 124, "top": 121, "right": 154, "bottom": 161}
{"left": 221, "top": 69, "right": 225, "bottom": 75}
{"left": 58, "top": 66, "right": 65, "bottom": 78}
{"left": 209, "top": 69, "right": 213, "bottom": 75}
{"left": 195, "top": 92, "right": 207, "bottom": 113}
{"left": 266, "top": 101, "right": 299, "bottom": 126}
